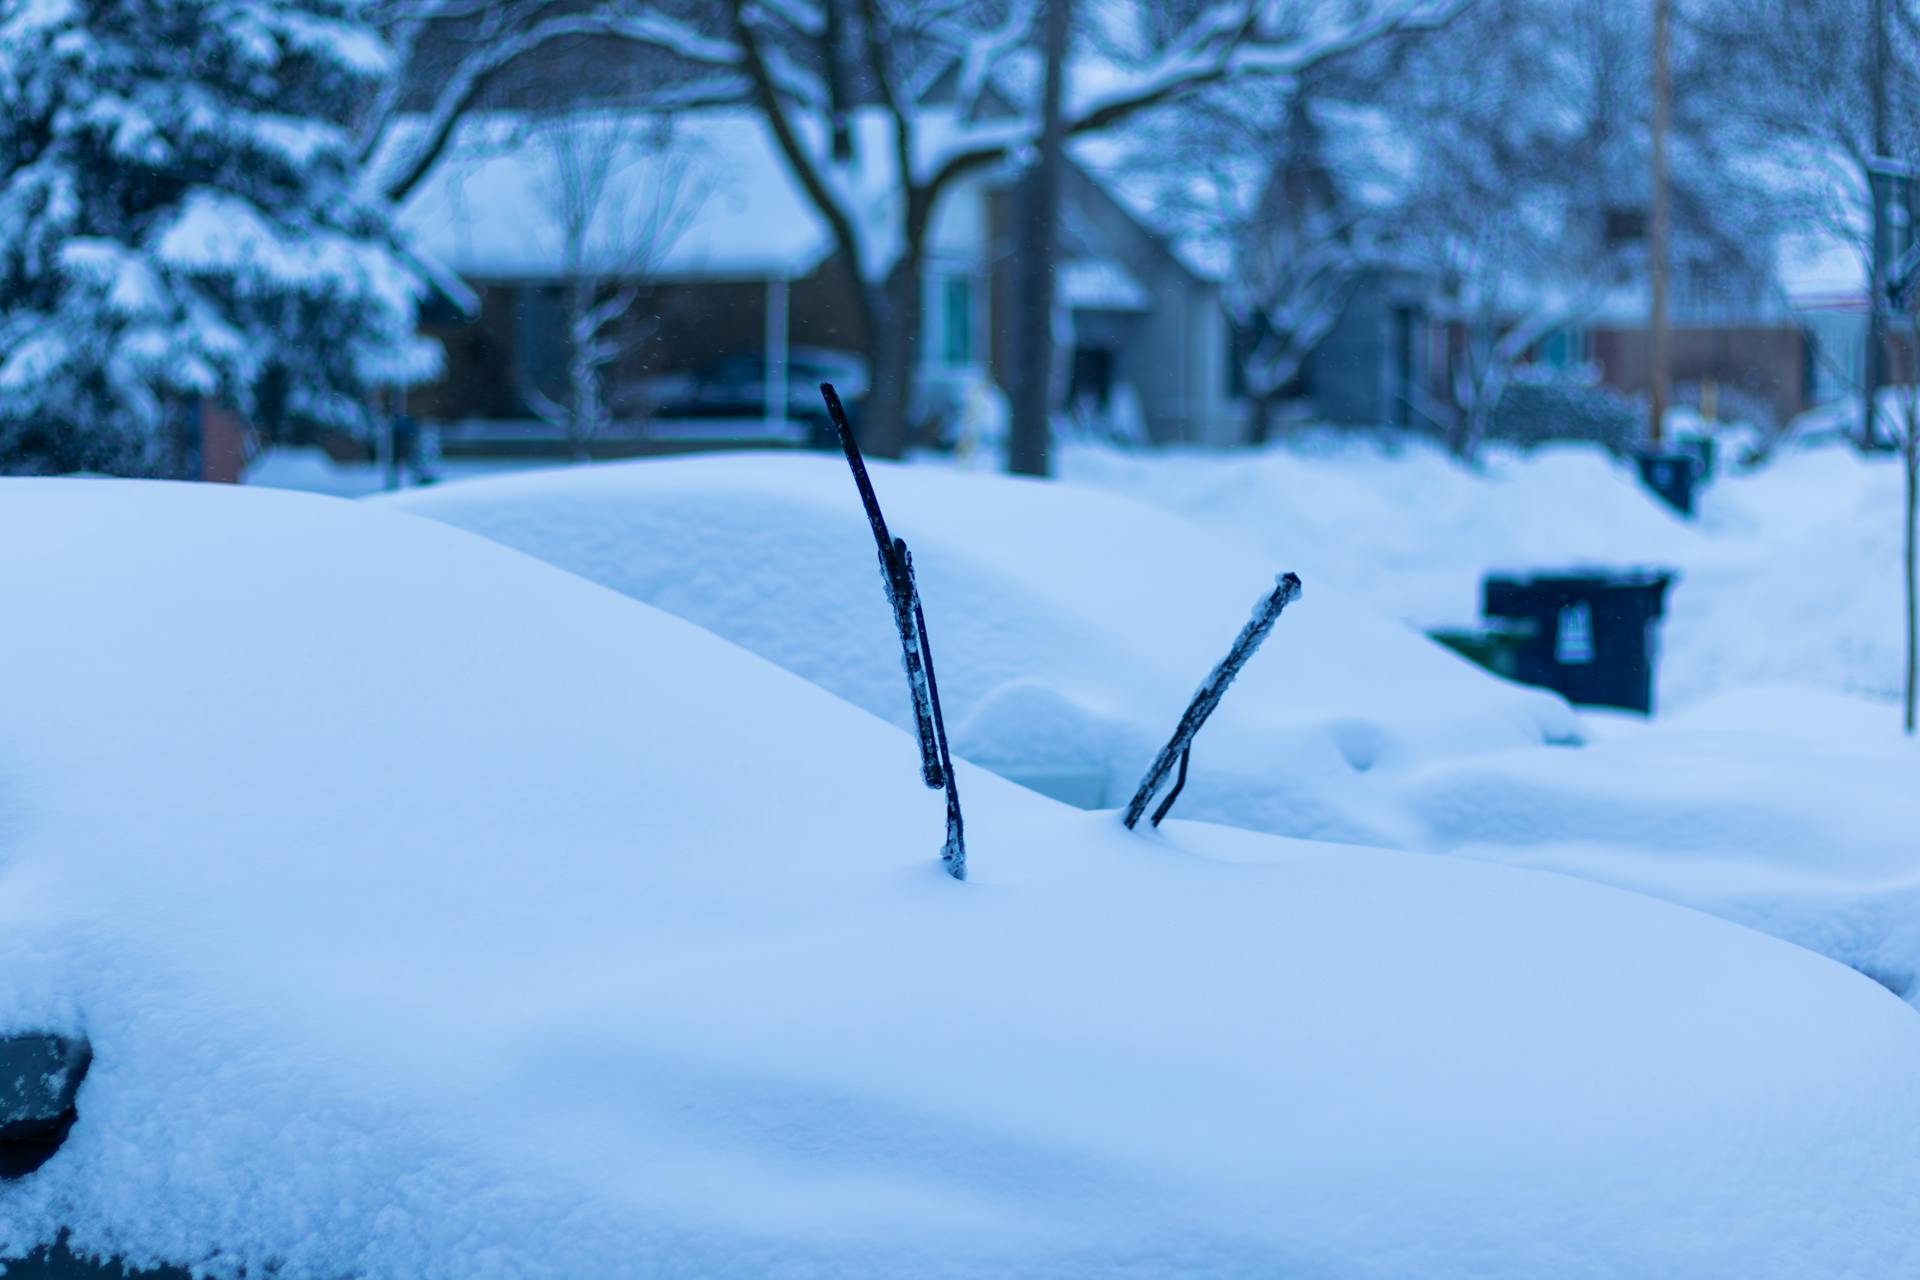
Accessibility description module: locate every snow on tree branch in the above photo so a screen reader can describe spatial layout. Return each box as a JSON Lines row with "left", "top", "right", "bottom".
{"left": 924, "top": 0, "right": 1472, "bottom": 197}
{"left": 368, "top": 6, "right": 746, "bottom": 204}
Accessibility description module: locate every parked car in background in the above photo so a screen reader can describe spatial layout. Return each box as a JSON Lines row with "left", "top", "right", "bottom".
{"left": 646, "top": 348, "right": 868, "bottom": 448}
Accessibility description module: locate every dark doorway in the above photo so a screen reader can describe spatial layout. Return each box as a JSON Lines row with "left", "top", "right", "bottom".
{"left": 1392, "top": 305, "right": 1417, "bottom": 427}
{"left": 1069, "top": 345, "right": 1116, "bottom": 411}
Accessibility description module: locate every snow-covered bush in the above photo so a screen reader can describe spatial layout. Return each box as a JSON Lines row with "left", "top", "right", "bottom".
{"left": 0, "top": 0, "right": 437, "bottom": 474}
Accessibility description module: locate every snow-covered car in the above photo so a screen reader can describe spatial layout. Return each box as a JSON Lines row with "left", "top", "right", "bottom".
{"left": 384, "top": 454, "right": 1580, "bottom": 848}
{"left": 5, "top": 480, "right": 1920, "bottom": 1277}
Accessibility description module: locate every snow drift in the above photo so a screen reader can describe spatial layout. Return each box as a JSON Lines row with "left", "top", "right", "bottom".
{"left": 0, "top": 480, "right": 1916, "bottom": 1276}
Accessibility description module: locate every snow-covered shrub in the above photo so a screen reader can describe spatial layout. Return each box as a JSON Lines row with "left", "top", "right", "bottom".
{"left": 0, "top": 0, "right": 438, "bottom": 474}
{"left": 1485, "top": 368, "right": 1640, "bottom": 453}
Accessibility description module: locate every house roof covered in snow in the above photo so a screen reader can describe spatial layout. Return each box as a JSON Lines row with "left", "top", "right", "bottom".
{"left": 383, "top": 112, "right": 842, "bottom": 282}
{"left": 1070, "top": 132, "right": 1244, "bottom": 284}
{"left": 1067, "top": 100, "right": 1416, "bottom": 287}
{"left": 381, "top": 109, "right": 985, "bottom": 284}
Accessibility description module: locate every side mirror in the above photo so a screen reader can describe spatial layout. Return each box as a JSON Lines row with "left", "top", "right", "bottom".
{"left": 0, "top": 1034, "right": 91, "bottom": 1179}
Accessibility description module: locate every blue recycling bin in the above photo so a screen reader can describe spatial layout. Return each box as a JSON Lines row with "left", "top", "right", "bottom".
{"left": 1482, "top": 570, "right": 1676, "bottom": 714}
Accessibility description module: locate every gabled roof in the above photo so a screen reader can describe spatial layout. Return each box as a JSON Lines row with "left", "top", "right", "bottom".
{"left": 1067, "top": 99, "right": 1417, "bottom": 287}
{"left": 382, "top": 108, "right": 993, "bottom": 284}
{"left": 384, "top": 111, "right": 853, "bottom": 282}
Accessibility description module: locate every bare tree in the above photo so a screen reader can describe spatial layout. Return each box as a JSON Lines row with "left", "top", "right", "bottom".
{"left": 710, "top": 0, "right": 1473, "bottom": 457}
{"left": 516, "top": 112, "right": 703, "bottom": 459}
{"left": 1099, "top": 85, "right": 1373, "bottom": 442}
{"left": 1387, "top": 0, "right": 1775, "bottom": 456}
{"left": 356, "top": 2, "right": 737, "bottom": 205}
{"left": 1224, "top": 98, "right": 1396, "bottom": 441}
{"left": 355, "top": 1, "right": 1471, "bottom": 459}
{"left": 1699, "top": 0, "right": 1920, "bottom": 448}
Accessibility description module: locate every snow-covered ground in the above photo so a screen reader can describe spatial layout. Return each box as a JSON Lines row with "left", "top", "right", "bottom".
{"left": 4, "top": 479, "right": 1920, "bottom": 1277}
{"left": 1056, "top": 431, "right": 1915, "bottom": 712}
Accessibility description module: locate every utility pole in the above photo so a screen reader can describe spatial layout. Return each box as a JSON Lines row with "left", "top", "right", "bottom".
{"left": 1648, "top": 0, "right": 1672, "bottom": 448}
{"left": 1008, "top": 0, "right": 1070, "bottom": 479}
{"left": 1869, "top": 0, "right": 1891, "bottom": 450}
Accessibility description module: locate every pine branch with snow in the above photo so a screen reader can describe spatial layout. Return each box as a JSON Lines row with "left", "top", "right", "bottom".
{"left": 0, "top": 0, "right": 437, "bottom": 474}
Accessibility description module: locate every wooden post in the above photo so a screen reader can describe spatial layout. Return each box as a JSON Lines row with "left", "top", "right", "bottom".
{"left": 1868, "top": 0, "right": 1891, "bottom": 449}
{"left": 1648, "top": 0, "right": 1671, "bottom": 448}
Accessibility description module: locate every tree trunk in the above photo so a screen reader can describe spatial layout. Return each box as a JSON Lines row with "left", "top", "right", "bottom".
{"left": 1248, "top": 391, "right": 1277, "bottom": 446}
{"left": 567, "top": 281, "right": 594, "bottom": 463}
{"left": 1007, "top": 0, "right": 1071, "bottom": 479}
{"left": 860, "top": 263, "right": 920, "bottom": 459}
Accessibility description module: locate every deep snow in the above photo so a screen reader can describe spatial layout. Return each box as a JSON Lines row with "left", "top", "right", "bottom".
{"left": 3, "top": 480, "right": 1918, "bottom": 1276}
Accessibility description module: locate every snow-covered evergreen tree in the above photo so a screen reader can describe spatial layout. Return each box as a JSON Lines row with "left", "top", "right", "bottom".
{"left": 0, "top": 0, "right": 438, "bottom": 474}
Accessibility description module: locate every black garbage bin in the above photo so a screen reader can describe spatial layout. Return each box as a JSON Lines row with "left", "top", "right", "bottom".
{"left": 1635, "top": 449, "right": 1702, "bottom": 517}
{"left": 1482, "top": 570, "right": 1676, "bottom": 714}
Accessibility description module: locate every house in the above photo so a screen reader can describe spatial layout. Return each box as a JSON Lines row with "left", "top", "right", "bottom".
{"left": 1002, "top": 155, "right": 1244, "bottom": 446}
{"left": 385, "top": 111, "right": 982, "bottom": 444}
{"left": 386, "top": 107, "right": 1246, "bottom": 451}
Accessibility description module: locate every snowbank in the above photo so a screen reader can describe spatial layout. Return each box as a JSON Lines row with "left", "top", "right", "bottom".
{"left": 1666, "top": 445, "right": 1912, "bottom": 706}
{"left": 1057, "top": 434, "right": 1702, "bottom": 634}
{"left": 1056, "top": 432, "right": 1914, "bottom": 713}
{"left": 383, "top": 453, "right": 1576, "bottom": 847}
{"left": 1407, "top": 685, "right": 1920, "bottom": 1000}
{"left": 1, "top": 479, "right": 1918, "bottom": 1276}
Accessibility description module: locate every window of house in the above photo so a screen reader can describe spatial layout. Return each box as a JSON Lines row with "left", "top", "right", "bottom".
{"left": 940, "top": 275, "right": 973, "bottom": 367}
{"left": 515, "top": 285, "right": 569, "bottom": 412}
{"left": 1538, "top": 327, "right": 1586, "bottom": 369}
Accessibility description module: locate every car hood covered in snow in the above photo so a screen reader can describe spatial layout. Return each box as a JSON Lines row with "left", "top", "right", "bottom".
{"left": 0, "top": 480, "right": 1917, "bottom": 1278}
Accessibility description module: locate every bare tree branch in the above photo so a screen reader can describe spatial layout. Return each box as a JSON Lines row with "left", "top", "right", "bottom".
{"left": 372, "top": 6, "right": 745, "bottom": 204}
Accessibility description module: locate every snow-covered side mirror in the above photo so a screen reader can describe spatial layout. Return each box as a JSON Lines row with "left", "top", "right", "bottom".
{"left": 0, "top": 1034, "right": 92, "bottom": 1179}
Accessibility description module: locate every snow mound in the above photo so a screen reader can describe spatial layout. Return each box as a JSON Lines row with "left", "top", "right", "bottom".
{"left": 1057, "top": 435, "right": 1702, "bottom": 634}
{"left": 1055, "top": 433, "right": 1914, "bottom": 715}
{"left": 1406, "top": 688, "right": 1920, "bottom": 1003}
{"left": 383, "top": 454, "right": 1576, "bottom": 846}
{"left": 1, "top": 481, "right": 1917, "bottom": 1276}
{"left": 1665, "top": 447, "right": 1911, "bottom": 706}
